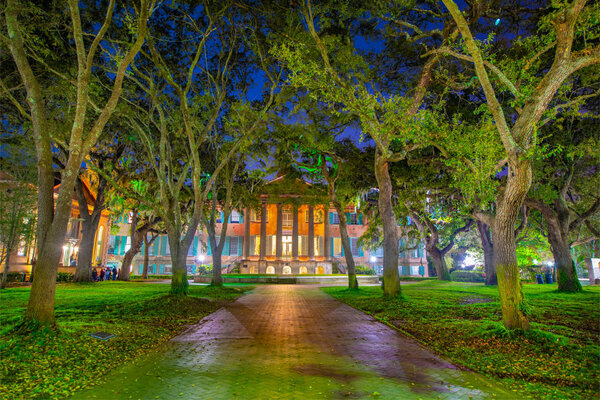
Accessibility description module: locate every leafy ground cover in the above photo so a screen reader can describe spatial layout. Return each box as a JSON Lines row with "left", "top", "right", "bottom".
{"left": 323, "top": 281, "right": 600, "bottom": 399}
{"left": 0, "top": 282, "right": 251, "bottom": 399}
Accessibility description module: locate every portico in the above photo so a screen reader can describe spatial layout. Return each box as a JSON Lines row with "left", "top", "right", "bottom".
{"left": 240, "top": 200, "right": 333, "bottom": 274}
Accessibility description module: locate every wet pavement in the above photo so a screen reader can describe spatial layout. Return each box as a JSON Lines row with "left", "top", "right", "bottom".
{"left": 72, "top": 285, "right": 511, "bottom": 399}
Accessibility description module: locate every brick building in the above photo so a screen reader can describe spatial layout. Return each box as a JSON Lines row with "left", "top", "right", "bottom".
{"left": 107, "top": 176, "right": 428, "bottom": 277}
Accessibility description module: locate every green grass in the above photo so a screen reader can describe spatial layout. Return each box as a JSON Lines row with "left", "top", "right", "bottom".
{"left": 0, "top": 281, "right": 251, "bottom": 399}
{"left": 322, "top": 281, "right": 600, "bottom": 399}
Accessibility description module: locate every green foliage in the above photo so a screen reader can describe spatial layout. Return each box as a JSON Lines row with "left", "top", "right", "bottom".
{"left": 55, "top": 272, "right": 74, "bottom": 283}
{"left": 0, "top": 282, "right": 250, "bottom": 399}
{"left": 323, "top": 282, "right": 600, "bottom": 399}
{"left": 355, "top": 265, "right": 376, "bottom": 275}
{"left": 450, "top": 270, "right": 485, "bottom": 283}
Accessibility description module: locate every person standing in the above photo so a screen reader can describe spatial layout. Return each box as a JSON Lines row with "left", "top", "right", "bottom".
{"left": 112, "top": 266, "right": 117, "bottom": 281}
{"left": 99, "top": 268, "right": 105, "bottom": 281}
{"left": 92, "top": 269, "right": 98, "bottom": 282}
{"left": 106, "top": 267, "right": 112, "bottom": 281}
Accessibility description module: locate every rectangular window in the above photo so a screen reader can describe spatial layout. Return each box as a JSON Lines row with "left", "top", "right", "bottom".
{"left": 124, "top": 236, "right": 132, "bottom": 253}
{"left": 411, "top": 266, "right": 420, "bottom": 276}
{"left": 314, "top": 236, "right": 323, "bottom": 256}
{"left": 216, "top": 212, "right": 223, "bottom": 223}
{"left": 282, "top": 209, "right": 293, "bottom": 227}
{"left": 411, "top": 247, "right": 419, "bottom": 258}
{"left": 332, "top": 237, "right": 342, "bottom": 257}
{"left": 350, "top": 238, "right": 360, "bottom": 257}
{"left": 331, "top": 212, "right": 340, "bottom": 225}
{"left": 375, "top": 247, "right": 384, "bottom": 257}
{"left": 165, "top": 238, "right": 171, "bottom": 255}
{"left": 250, "top": 235, "right": 260, "bottom": 255}
{"left": 230, "top": 211, "right": 241, "bottom": 223}
{"left": 108, "top": 235, "right": 116, "bottom": 255}
{"left": 252, "top": 208, "right": 268, "bottom": 222}
{"left": 229, "top": 237, "right": 239, "bottom": 255}
{"left": 282, "top": 235, "right": 292, "bottom": 256}
{"left": 299, "top": 235, "right": 308, "bottom": 256}
{"left": 347, "top": 213, "right": 358, "bottom": 225}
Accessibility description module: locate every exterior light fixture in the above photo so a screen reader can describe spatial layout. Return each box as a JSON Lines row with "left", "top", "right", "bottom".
{"left": 196, "top": 254, "right": 206, "bottom": 263}
{"left": 370, "top": 256, "right": 377, "bottom": 263}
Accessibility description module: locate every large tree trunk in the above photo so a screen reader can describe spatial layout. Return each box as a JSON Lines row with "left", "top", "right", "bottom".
{"left": 142, "top": 234, "right": 152, "bottom": 279}
{"left": 547, "top": 218, "right": 582, "bottom": 292}
{"left": 477, "top": 221, "right": 497, "bottom": 285}
{"left": 169, "top": 239, "right": 189, "bottom": 296}
{"left": 209, "top": 233, "right": 223, "bottom": 287}
{"left": 428, "top": 246, "right": 451, "bottom": 281}
{"left": 74, "top": 178, "right": 106, "bottom": 283}
{"left": 74, "top": 213, "right": 101, "bottom": 282}
{"left": 493, "top": 160, "right": 531, "bottom": 330}
{"left": 119, "top": 235, "right": 144, "bottom": 282}
{"left": 324, "top": 169, "right": 357, "bottom": 289}
{"left": 1, "top": 253, "right": 11, "bottom": 289}
{"left": 168, "top": 222, "right": 196, "bottom": 296}
{"left": 338, "top": 209, "right": 358, "bottom": 290}
{"left": 375, "top": 155, "right": 400, "bottom": 298}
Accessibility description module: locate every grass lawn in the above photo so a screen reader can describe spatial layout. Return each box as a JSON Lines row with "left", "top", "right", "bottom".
{"left": 0, "top": 281, "right": 251, "bottom": 399}
{"left": 323, "top": 281, "right": 600, "bottom": 399}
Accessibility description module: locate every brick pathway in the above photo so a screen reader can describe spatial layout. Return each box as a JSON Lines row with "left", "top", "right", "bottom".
{"left": 73, "top": 285, "right": 512, "bottom": 399}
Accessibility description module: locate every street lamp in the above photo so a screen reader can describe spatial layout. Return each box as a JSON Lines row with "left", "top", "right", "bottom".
{"left": 196, "top": 254, "right": 206, "bottom": 263}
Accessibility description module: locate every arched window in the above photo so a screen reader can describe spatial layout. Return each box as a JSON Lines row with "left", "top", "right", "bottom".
{"left": 282, "top": 266, "right": 292, "bottom": 274}
{"left": 266, "top": 266, "right": 275, "bottom": 274}
{"left": 299, "top": 266, "right": 308, "bottom": 274}
{"left": 316, "top": 266, "right": 324, "bottom": 274}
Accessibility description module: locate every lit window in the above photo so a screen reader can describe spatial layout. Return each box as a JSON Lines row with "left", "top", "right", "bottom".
{"left": 282, "top": 209, "right": 293, "bottom": 227}
{"left": 333, "top": 238, "right": 342, "bottom": 257}
{"left": 230, "top": 211, "right": 241, "bottom": 223}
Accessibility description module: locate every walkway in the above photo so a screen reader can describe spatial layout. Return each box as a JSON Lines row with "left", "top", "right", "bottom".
{"left": 73, "top": 285, "right": 510, "bottom": 399}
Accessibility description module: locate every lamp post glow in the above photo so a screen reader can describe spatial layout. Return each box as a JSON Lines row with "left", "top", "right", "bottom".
{"left": 196, "top": 254, "right": 206, "bottom": 264}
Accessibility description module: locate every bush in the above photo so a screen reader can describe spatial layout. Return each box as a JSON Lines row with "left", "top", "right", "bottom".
{"left": 197, "top": 264, "right": 212, "bottom": 275}
{"left": 355, "top": 265, "right": 375, "bottom": 275}
{"left": 3, "top": 272, "right": 27, "bottom": 283}
{"left": 56, "top": 272, "right": 74, "bottom": 282}
{"left": 450, "top": 270, "right": 485, "bottom": 282}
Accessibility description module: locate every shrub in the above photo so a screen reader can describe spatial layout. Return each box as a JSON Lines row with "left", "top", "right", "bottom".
{"left": 197, "top": 264, "right": 213, "bottom": 275}
{"left": 355, "top": 265, "right": 375, "bottom": 275}
{"left": 56, "top": 272, "right": 74, "bottom": 282}
{"left": 450, "top": 270, "right": 485, "bottom": 282}
{"left": 4, "top": 272, "right": 27, "bottom": 282}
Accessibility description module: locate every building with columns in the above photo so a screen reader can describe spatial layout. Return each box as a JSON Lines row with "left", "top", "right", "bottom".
{"left": 106, "top": 176, "right": 428, "bottom": 277}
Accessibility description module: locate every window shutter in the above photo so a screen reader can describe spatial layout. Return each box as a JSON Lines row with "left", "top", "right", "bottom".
{"left": 159, "top": 265, "right": 165, "bottom": 274}
{"left": 330, "top": 237, "right": 334, "bottom": 256}
{"left": 138, "top": 265, "right": 143, "bottom": 274}
{"left": 160, "top": 236, "right": 167, "bottom": 255}
{"left": 358, "top": 213, "right": 363, "bottom": 225}
{"left": 419, "top": 265, "right": 425, "bottom": 276}
{"left": 239, "top": 212, "right": 244, "bottom": 224}
{"left": 193, "top": 236, "right": 198, "bottom": 256}
{"left": 207, "top": 240, "right": 212, "bottom": 256}
{"left": 113, "top": 236, "right": 120, "bottom": 255}
{"left": 120, "top": 236, "right": 127, "bottom": 255}
{"left": 358, "top": 242, "right": 364, "bottom": 257}
{"left": 151, "top": 264, "right": 156, "bottom": 274}
{"left": 418, "top": 243, "right": 424, "bottom": 258}
{"left": 238, "top": 237, "right": 243, "bottom": 256}
{"left": 224, "top": 237, "right": 230, "bottom": 256}
{"left": 402, "top": 266, "right": 409, "bottom": 275}
{"left": 341, "top": 240, "right": 345, "bottom": 257}
{"left": 346, "top": 213, "right": 351, "bottom": 224}
{"left": 152, "top": 239, "right": 159, "bottom": 256}
{"left": 141, "top": 242, "right": 145, "bottom": 254}
{"left": 329, "top": 212, "right": 333, "bottom": 224}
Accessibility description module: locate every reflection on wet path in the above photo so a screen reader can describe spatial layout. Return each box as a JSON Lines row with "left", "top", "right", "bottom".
{"left": 72, "top": 285, "right": 511, "bottom": 399}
